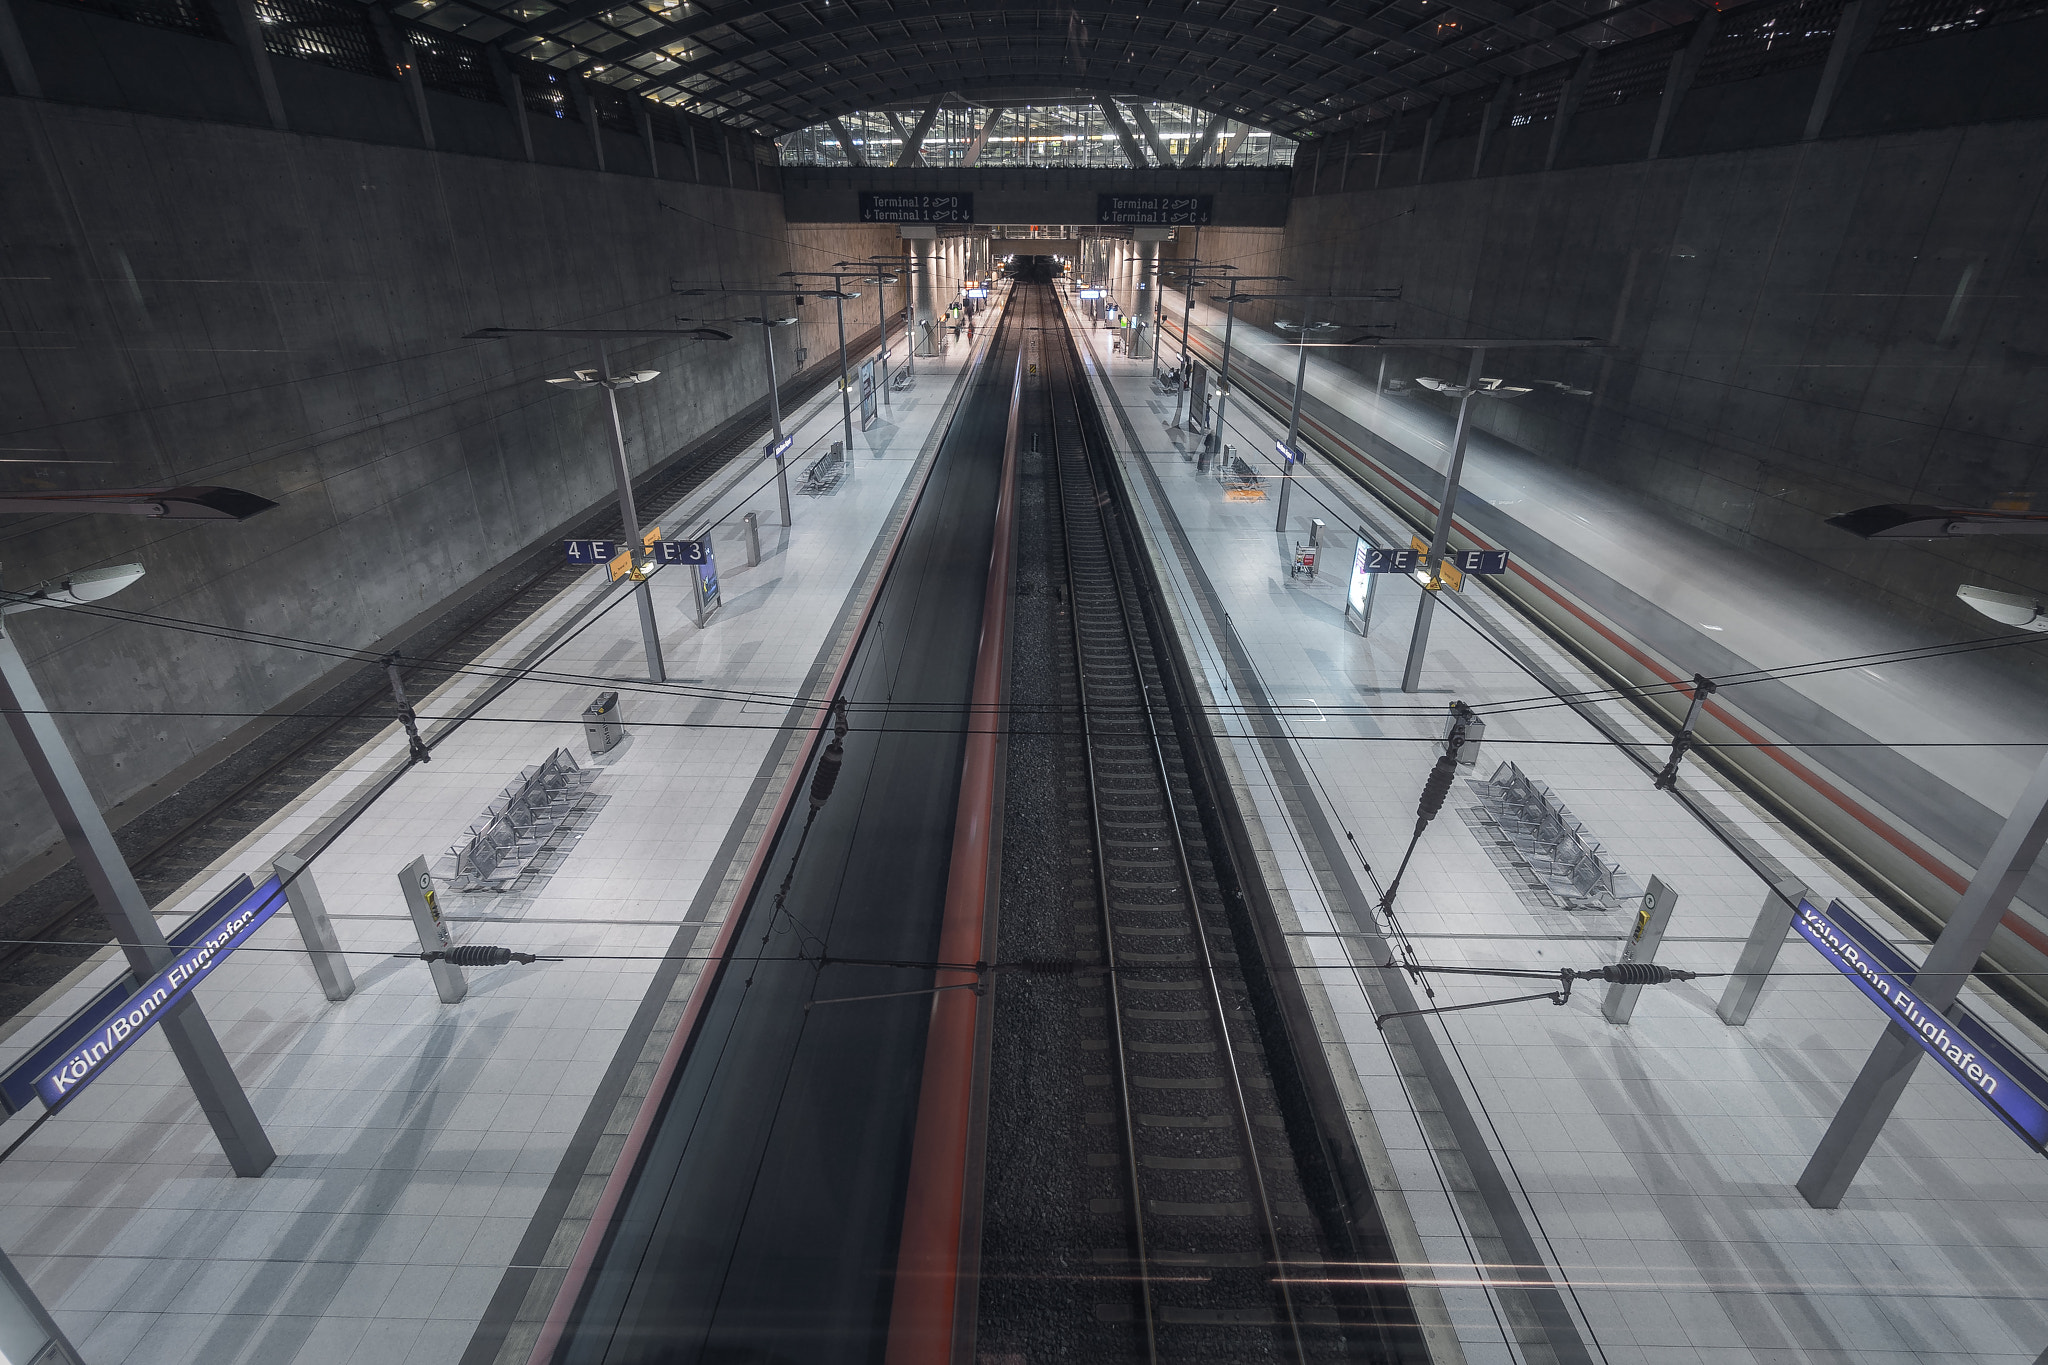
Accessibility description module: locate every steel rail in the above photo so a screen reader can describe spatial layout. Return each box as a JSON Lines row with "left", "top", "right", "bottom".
{"left": 1047, "top": 301, "right": 1309, "bottom": 1363}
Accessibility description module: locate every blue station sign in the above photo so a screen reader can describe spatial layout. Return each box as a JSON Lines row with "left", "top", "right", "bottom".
{"left": 654, "top": 538, "right": 710, "bottom": 565}
{"left": 564, "top": 539, "right": 617, "bottom": 565}
{"left": 25, "top": 876, "right": 289, "bottom": 1111}
{"left": 766, "top": 434, "right": 794, "bottom": 461}
{"left": 1276, "top": 441, "right": 1302, "bottom": 466}
{"left": 1795, "top": 897, "right": 2048, "bottom": 1150}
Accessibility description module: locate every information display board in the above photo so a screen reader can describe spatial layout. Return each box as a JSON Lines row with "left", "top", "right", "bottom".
{"left": 695, "top": 547, "right": 721, "bottom": 618}
{"left": 859, "top": 359, "right": 878, "bottom": 429}
{"left": 1097, "top": 194, "right": 1213, "bottom": 226}
{"left": 860, "top": 192, "right": 973, "bottom": 223}
{"left": 1345, "top": 536, "right": 1378, "bottom": 636}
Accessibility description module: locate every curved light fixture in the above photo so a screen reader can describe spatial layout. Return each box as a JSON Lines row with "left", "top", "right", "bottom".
{"left": 2, "top": 563, "right": 146, "bottom": 616}
{"left": 0, "top": 486, "right": 277, "bottom": 520}
{"left": 1957, "top": 584, "right": 2048, "bottom": 632}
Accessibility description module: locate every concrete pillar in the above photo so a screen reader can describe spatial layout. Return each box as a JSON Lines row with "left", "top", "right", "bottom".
{"left": 1805, "top": 0, "right": 1884, "bottom": 140}
{"left": 908, "top": 233, "right": 937, "bottom": 357}
{"left": 0, "top": 0, "right": 40, "bottom": 98}
{"left": 487, "top": 46, "right": 533, "bottom": 162}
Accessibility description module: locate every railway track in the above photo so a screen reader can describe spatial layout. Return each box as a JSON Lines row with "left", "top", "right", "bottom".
{"left": 0, "top": 340, "right": 873, "bottom": 1020}
{"left": 977, "top": 284, "right": 1423, "bottom": 1363}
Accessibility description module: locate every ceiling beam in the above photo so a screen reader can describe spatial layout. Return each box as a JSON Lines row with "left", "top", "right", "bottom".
{"left": 1183, "top": 111, "right": 1228, "bottom": 168}
{"left": 896, "top": 97, "right": 941, "bottom": 167}
{"left": 1096, "top": 97, "right": 1149, "bottom": 167}
{"left": 695, "top": 38, "right": 1350, "bottom": 127}
{"left": 1125, "top": 103, "right": 1175, "bottom": 166}
{"left": 827, "top": 114, "right": 866, "bottom": 167}
{"left": 959, "top": 106, "right": 1005, "bottom": 166}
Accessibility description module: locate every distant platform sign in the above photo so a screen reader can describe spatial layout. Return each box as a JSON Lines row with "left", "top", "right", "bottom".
{"left": 860, "top": 192, "right": 973, "bottom": 223}
{"left": 565, "top": 539, "right": 617, "bottom": 564}
{"left": 1097, "top": 194, "right": 1213, "bottom": 226}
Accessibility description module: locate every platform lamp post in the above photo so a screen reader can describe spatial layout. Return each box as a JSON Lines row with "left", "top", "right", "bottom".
{"left": 465, "top": 324, "right": 734, "bottom": 683}
{"left": 1345, "top": 335, "right": 1603, "bottom": 693}
{"left": 1271, "top": 317, "right": 1341, "bottom": 531}
{"left": 1159, "top": 257, "right": 1235, "bottom": 425}
{"left": 780, "top": 271, "right": 866, "bottom": 455}
{"left": 836, "top": 260, "right": 902, "bottom": 409}
{"left": 0, "top": 565, "right": 275, "bottom": 1178}
{"left": 675, "top": 285, "right": 808, "bottom": 528}
{"left": 1200, "top": 275, "right": 1291, "bottom": 454}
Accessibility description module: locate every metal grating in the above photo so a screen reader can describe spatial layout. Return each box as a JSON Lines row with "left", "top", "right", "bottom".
{"left": 1868, "top": 0, "right": 2048, "bottom": 48}
{"left": 49, "top": 0, "right": 221, "bottom": 39}
{"left": 591, "top": 86, "right": 637, "bottom": 130}
{"left": 257, "top": 0, "right": 389, "bottom": 77}
{"left": 522, "top": 69, "right": 579, "bottom": 119}
{"left": 1509, "top": 61, "right": 1573, "bottom": 125}
{"left": 1694, "top": 0, "right": 1845, "bottom": 86}
{"left": 407, "top": 26, "right": 502, "bottom": 102}
{"left": 1577, "top": 29, "right": 1686, "bottom": 108}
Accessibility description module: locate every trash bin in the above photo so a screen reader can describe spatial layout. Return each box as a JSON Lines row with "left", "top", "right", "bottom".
{"left": 583, "top": 691, "right": 623, "bottom": 756}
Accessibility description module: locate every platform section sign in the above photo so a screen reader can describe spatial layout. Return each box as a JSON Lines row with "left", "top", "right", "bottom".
{"left": 654, "top": 538, "right": 710, "bottom": 565}
{"left": 1097, "top": 194, "right": 1213, "bottom": 226}
{"left": 860, "top": 192, "right": 973, "bottom": 223}
{"left": 564, "top": 539, "right": 616, "bottom": 565}
{"left": 1794, "top": 897, "right": 2048, "bottom": 1150}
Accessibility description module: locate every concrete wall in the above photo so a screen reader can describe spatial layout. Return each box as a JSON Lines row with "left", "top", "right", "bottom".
{"left": 1279, "top": 118, "right": 2048, "bottom": 641}
{"left": 0, "top": 94, "right": 892, "bottom": 881}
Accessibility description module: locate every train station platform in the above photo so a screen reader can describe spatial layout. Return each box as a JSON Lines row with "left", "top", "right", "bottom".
{"left": 0, "top": 302, "right": 1009, "bottom": 1365}
{"left": 1150, "top": 296, "right": 2048, "bottom": 944}
{"left": 1065, "top": 292, "right": 2048, "bottom": 1364}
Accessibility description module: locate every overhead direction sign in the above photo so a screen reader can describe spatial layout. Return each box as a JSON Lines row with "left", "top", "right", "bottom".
{"left": 860, "top": 192, "right": 973, "bottom": 223}
{"left": 1097, "top": 194, "right": 1213, "bottom": 226}
{"left": 1795, "top": 897, "right": 2048, "bottom": 1150}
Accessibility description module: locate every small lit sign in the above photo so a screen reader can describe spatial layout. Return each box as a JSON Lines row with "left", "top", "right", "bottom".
{"left": 1079, "top": 289, "right": 1106, "bottom": 299}
{"left": 1276, "top": 441, "right": 1301, "bottom": 466}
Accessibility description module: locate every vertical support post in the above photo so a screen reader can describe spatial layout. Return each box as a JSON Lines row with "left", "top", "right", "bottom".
{"left": 398, "top": 855, "right": 465, "bottom": 1004}
{"left": 1797, "top": 751, "right": 2048, "bottom": 1207}
{"left": 1473, "top": 77, "right": 1515, "bottom": 177}
{"left": 1648, "top": 12, "right": 1718, "bottom": 161}
{"left": 638, "top": 105, "right": 659, "bottom": 177}
{"left": 1400, "top": 347, "right": 1485, "bottom": 694}
{"left": 573, "top": 76, "right": 604, "bottom": 170}
{"left": 1415, "top": 98, "right": 1449, "bottom": 183}
{"left": 366, "top": 9, "right": 434, "bottom": 150}
{"left": 1547, "top": 49, "right": 1596, "bottom": 170}
{"left": 221, "top": 0, "right": 285, "bottom": 130}
{"left": 828, "top": 115, "right": 866, "bottom": 167}
{"left": 1277, "top": 302, "right": 1313, "bottom": 533}
{"left": 273, "top": 853, "right": 355, "bottom": 1001}
{"left": 1717, "top": 877, "right": 1812, "bottom": 1025}
{"left": 1205, "top": 294, "right": 1240, "bottom": 453}
{"left": 759, "top": 317, "right": 792, "bottom": 527}
{"left": 743, "top": 511, "right": 761, "bottom": 567}
{"left": 0, "top": 0, "right": 40, "bottom": 99}
{"left": 832, "top": 280, "right": 856, "bottom": 453}
{"left": 0, "top": 626, "right": 275, "bottom": 1176}
{"left": 487, "top": 45, "right": 532, "bottom": 162}
{"left": 0, "top": 1244, "right": 84, "bottom": 1365}
{"left": 1804, "top": 0, "right": 1881, "bottom": 140}
{"left": 1603, "top": 877, "right": 1676, "bottom": 1024}
{"left": 595, "top": 343, "right": 666, "bottom": 684}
